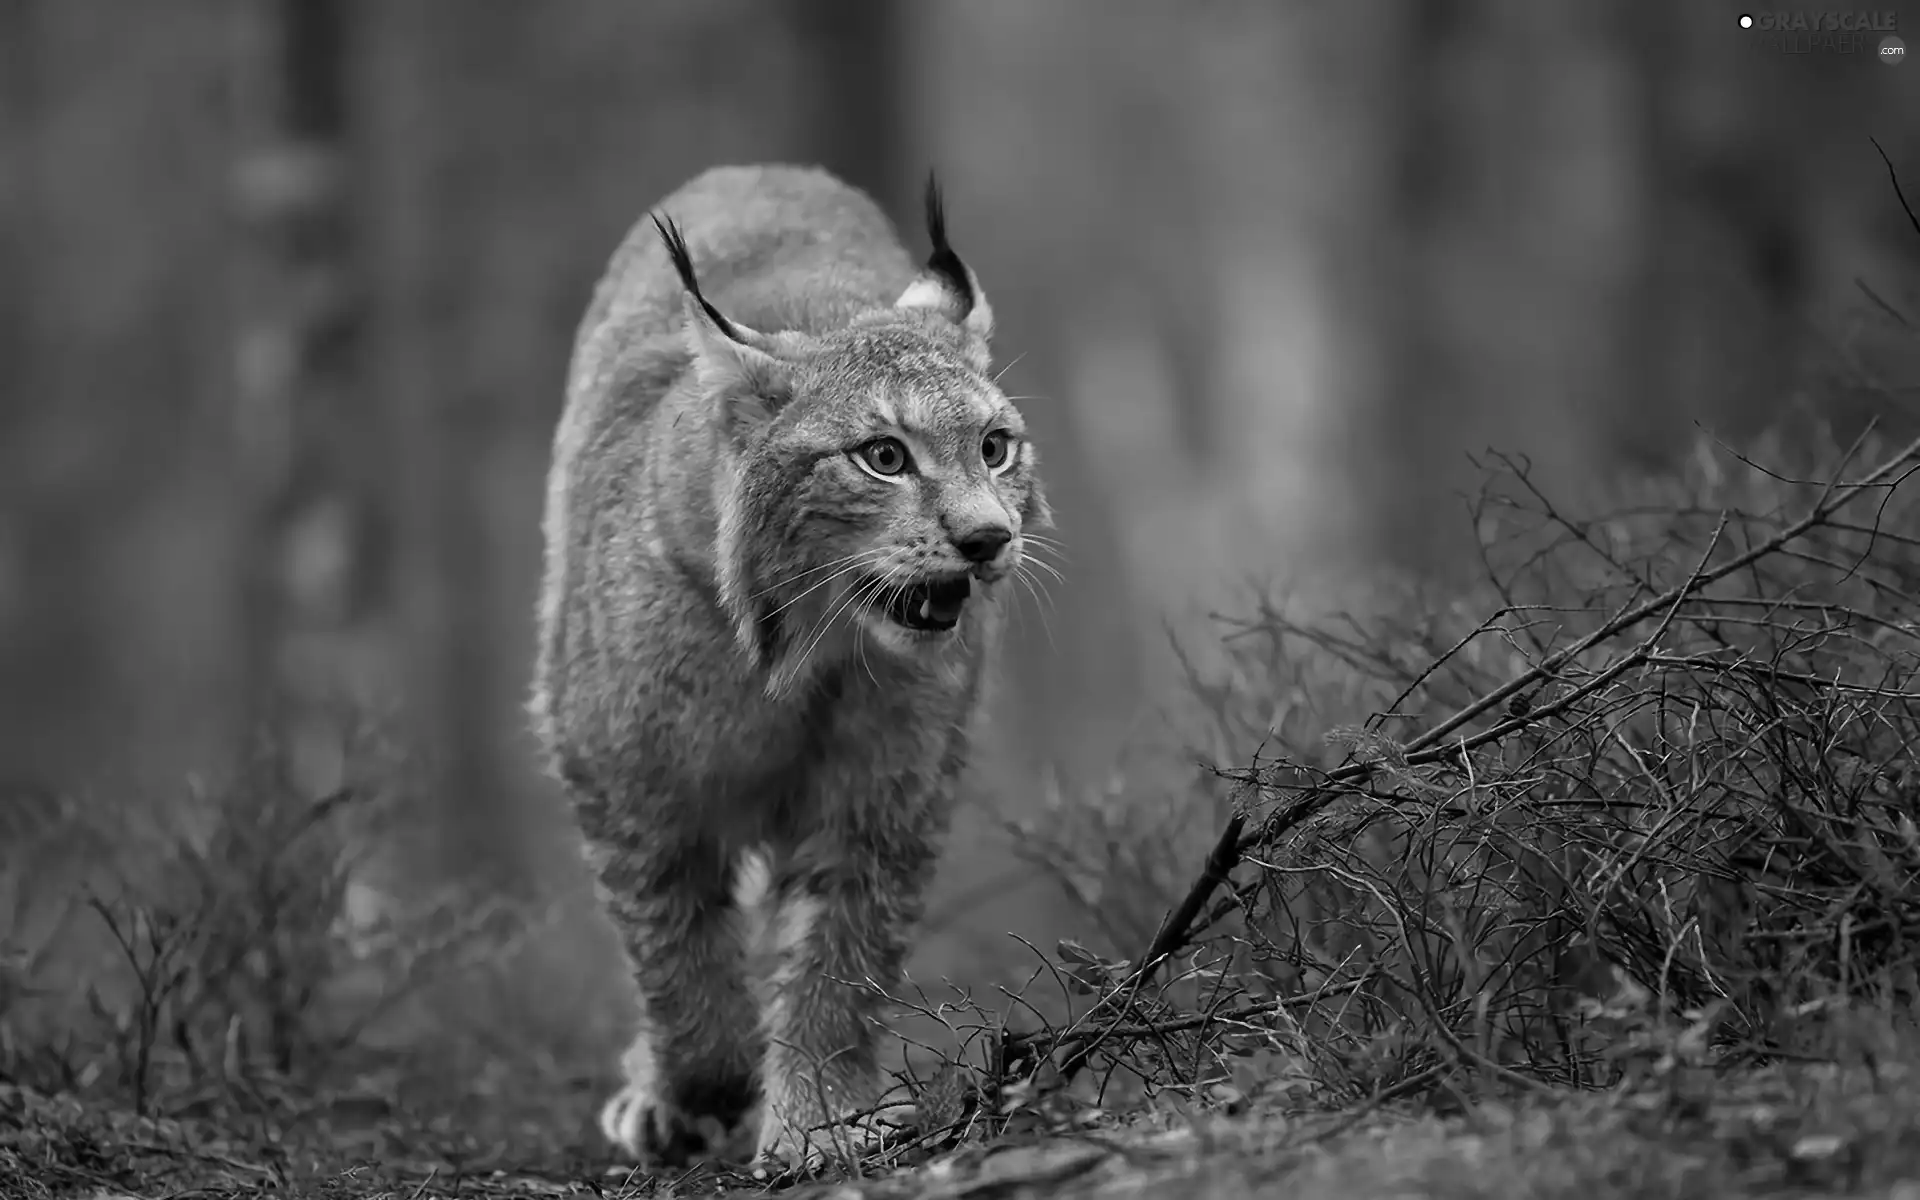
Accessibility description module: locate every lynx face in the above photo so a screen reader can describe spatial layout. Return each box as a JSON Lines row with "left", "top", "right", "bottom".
{"left": 653, "top": 194, "right": 1050, "bottom": 682}
{"left": 763, "top": 325, "right": 1043, "bottom": 659}
{"left": 721, "top": 321, "right": 1048, "bottom": 670}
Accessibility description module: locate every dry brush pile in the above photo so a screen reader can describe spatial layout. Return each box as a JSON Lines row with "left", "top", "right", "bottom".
{"left": 947, "top": 424, "right": 1920, "bottom": 1151}
{"left": 941, "top": 151, "right": 1920, "bottom": 1142}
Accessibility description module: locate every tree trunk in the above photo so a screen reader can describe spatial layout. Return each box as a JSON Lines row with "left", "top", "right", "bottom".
{"left": 226, "top": 0, "right": 380, "bottom": 799}
{"left": 0, "top": 0, "right": 99, "bottom": 785}
{"left": 351, "top": 1, "right": 511, "bottom": 890}
{"left": 789, "top": 0, "right": 905, "bottom": 216}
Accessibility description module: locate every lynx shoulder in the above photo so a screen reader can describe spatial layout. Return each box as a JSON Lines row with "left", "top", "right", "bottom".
{"left": 528, "top": 164, "right": 1050, "bottom": 1170}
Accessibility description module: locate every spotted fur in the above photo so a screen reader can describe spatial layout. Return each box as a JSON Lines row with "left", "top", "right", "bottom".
{"left": 529, "top": 165, "right": 1049, "bottom": 1170}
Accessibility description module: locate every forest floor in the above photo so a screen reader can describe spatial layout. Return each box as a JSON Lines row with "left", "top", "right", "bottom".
{"left": 11, "top": 1057, "right": 1920, "bottom": 1200}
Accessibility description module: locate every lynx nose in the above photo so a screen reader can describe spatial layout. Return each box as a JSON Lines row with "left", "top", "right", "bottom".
{"left": 951, "top": 524, "right": 1012, "bottom": 564}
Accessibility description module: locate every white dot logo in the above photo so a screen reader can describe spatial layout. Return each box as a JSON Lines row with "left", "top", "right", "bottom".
{"left": 1739, "top": 13, "right": 1754, "bottom": 28}
{"left": 1882, "top": 35, "right": 1907, "bottom": 64}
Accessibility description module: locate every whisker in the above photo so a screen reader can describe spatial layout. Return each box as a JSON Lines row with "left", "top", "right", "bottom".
{"left": 945, "top": 594, "right": 966, "bottom": 659}
{"left": 789, "top": 570, "right": 890, "bottom": 685}
{"left": 1017, "top": 554, "right": 1065, "bottom": 588}
{"left": 764, "top": 550, "right": 889, "bottom": 622}
{"left": 1020, "top": 534, "right": 1072, "bottom": 562}
{"left": 1021, "top": 549, "right": 1067, "bottom": 579}
{"left": 1019, "top": 537, "right": 1067, "bottom": 567}
{"left": 850, "top": 571, "right": 905, "bottom": 692}
{"left": 766, "top": 551, "right": 898, "bottom": 697}
{"left": 856, "top": 603, "right": 880, "bottom": 688}
{"left": 754, "top": 549, "right": 882, "bottom": 602}
{"left": 816, "top": 574, "right": 888, "bottom": 663}
{"left": 1015, "top": 559, "right": 1059, "bottom": 620}
{"left": 1014, "top": 566, "right": 1058, "bottom": 653}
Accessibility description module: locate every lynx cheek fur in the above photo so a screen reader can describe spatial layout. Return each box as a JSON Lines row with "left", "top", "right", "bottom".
{"left": 529, "top": 165, "right": 1049, "bottom": 1170}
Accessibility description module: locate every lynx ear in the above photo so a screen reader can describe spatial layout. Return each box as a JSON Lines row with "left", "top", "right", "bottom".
{"left": 655, "top": 214, "right": 792, "bottom": 439}
{"left": 895, "top": 174, "right": 994, "bottom": 371}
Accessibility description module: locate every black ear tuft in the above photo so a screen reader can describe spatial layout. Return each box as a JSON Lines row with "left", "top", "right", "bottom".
{"left": 922, "top": 172, "right": 976, "bottom": 323}
{"left": 652, "top": 212, "right": 743, "bottom": 342}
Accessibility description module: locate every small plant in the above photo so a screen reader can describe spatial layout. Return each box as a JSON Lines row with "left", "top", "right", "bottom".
{"left": 0, "top": 718, "right": 534, "bottom": 1125}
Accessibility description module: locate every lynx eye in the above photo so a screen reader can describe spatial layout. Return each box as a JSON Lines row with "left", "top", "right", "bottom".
{"left": 981, "top": 429, "right": 1014, "bottom": 471}
{"left": 855, "top": 436, "right": 911, "bottom": 477}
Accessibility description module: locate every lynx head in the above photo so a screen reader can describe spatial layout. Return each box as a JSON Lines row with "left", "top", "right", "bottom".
{"left": 655, "top": 175, "right": 1050, "bottom": 693}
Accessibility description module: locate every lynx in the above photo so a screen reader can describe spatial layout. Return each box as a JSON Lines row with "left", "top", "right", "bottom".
{"left": 528, "top": 164, "right": 1049, "bottom": 1170}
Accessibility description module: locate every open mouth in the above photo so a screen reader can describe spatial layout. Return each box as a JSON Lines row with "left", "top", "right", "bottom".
{"left": 876, "top": 574, "right": 973, "bottom": 633}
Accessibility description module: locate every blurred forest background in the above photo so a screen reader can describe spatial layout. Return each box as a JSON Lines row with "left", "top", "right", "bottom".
{"left": 2, "top": 0, "right": 1918, "bottom": 1102}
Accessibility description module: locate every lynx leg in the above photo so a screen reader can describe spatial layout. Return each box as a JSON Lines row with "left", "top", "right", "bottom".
{"left": 590, "top": 832, "right": 764, "bottom": 1167}
{"left": 754, "top": 834, "right": 933, "bottom": 1170}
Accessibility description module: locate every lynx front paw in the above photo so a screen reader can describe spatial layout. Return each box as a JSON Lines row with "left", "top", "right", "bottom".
{"left": 600, "top": 1081, "right": 758, "bottom": 1169}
